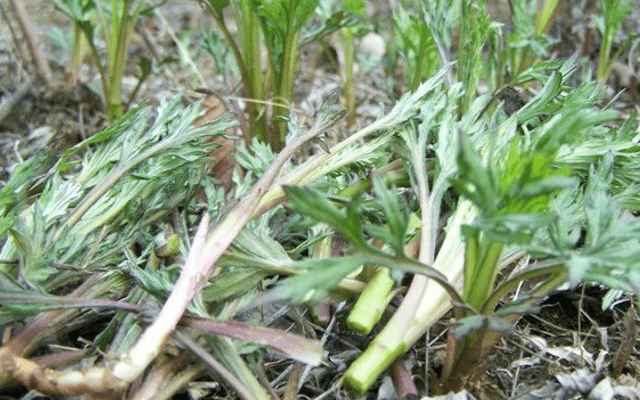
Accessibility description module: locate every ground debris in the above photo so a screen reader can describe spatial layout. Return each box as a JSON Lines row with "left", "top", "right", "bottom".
{"left": 511, "top": 368, "right": 640, "bottom": 400}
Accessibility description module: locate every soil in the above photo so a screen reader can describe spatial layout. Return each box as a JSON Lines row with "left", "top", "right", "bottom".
{"left": 1, "top": 0, "right": 640, "bottom": 399}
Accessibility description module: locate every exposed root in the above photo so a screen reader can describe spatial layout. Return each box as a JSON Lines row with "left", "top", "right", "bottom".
{"left": 0, "top": 347, "right": 127, "bottom": 398}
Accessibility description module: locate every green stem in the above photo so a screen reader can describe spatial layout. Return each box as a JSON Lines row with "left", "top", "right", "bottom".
{"left": 343, "top": 199, "right": 473, "bottom": 395}
{"left": 343, "top": 29, "right": 356, "bottom": 127}
{"left": 411, "top": 25, "right": 428, "bottom": 91}
{"left": 271, "top": 24, "right": 299, "bottom": 151}
{"left": 106, "top": 0, "right": 129, "bottom": 120}
{"left": 462, "top": 232, "right": 479, "bottom": 302}
{"left": 466, "top": 240, "right": 504, "bottom": 311}
{"left": 366, "top": 252, "right": 466, "bottom": 308}
{"left": 204, "top": 1, "right": 268, "bottom": 144}
{"left": 597, "top": 25, "right": 613, "bottom": 82}
{"left": 240, "top": 1, "right": 266, "bottom": 143}
{"left": 481, "top": 261, "right": 566, "bottom": 314}
{"left": 70, "top": 23, "right": 83, "bottom": 84}
{"left": 347, "top": 268, "right": 395, "bottom": 335}
{"left": 535, "top": 0, "right": 562, "bottom": 35}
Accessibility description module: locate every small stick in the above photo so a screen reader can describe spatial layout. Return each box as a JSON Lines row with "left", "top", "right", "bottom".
{"left": 8, "top": 0, "right": 51, "bottom": 83}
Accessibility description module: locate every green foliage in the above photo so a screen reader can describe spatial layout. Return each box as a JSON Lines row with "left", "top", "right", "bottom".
{"left": 393, "top": 5, "right": 438, "bottom": 91}
{"left": 250, "top": 0, "right": 318, "bottom": 80}
{"left": 595, "top": 0, "right": 635, "bottom": 82}
{"left": 270, "top": 255, "right": 368, "bottom": 303}
{"left": 50, "top": 0, "right": 158, "bottom": 120}
{"left": 544, "top": 154, "right": 640, "bottom": 294}
{"left": 282, "top": 179, "right": 463, "bottom": 305}
{"left": 0, "top": 95, "right": 234, "bottom": 288}
{"left": 368, "top": 177, "right": 409, "bottom": 255}
{"left": 506, "top": 0, "right": 557, "bottom": 77}
{"left": 283, "top": 185, "right": 367, "bottom": 249}
{"left": 6, "top": 0, "right": 640, "bottom": 396}
{"left": 199, "top": 0, "right": 354, "bottom": 151}
{"left": 457, "top": 0, "right": 501, "bottom": 112}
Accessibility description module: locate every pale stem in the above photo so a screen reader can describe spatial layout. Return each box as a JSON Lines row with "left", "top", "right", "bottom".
{"left": 111, "top": 112, "right": 338, "bottom": 385}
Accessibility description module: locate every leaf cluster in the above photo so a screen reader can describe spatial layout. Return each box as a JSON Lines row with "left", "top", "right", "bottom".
{"left": 544, "top": 153, "right": 640, "bottom": 296}
{"left": 454, "top": 69, "right": 618, "bottom": 245}
{"left": 0, "top": 96, "right": 234, "bottom": 291}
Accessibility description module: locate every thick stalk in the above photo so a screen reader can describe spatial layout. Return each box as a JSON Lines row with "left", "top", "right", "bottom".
{"left": 271, "top": 19, "right": 299, "bottom": 151}
{"left": 436, "top": 238, "right": 503, "bottom": 392}
{"left": 466, "top": 241, "right": 504, "bottom": 311}
{"left": 347, "top": 268, "right": 395, "bottom": 335}
{"left": 240, "top": 1, "right": 266, "bottom": 143}
{"left": 411, "top": 26, "right": 429, "bottom": 91}
{"left": 462, "top": 232, "right": 479, "bottom": 302}
{"left": 343, "top": 199, "right": 473, "bottom": 394}
{"left": 438, "top": 329, "right": 487, "bottom": 394}
{"left": 438, "top": 266, "right": 568, "bottom": 393}
{"left": 343, "top": 29, "right": 356, "bottom": 127}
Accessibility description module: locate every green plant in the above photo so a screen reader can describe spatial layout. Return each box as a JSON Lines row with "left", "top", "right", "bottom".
{"left": 457, "top": 0, "right": 502, "bottom": 113}
{"left": 334, "top": 0, "right": 366, "bottom": 126}
{"left": 51, "top": 0, "right": 154, "bottom": 120}
{"left": 199, "top": 0, "right": 355, "bottom": 151}
{"left": 260, "top": 58, "right": 640, "bottom": 395}
{"left": 392, "top": 1, "right": 452, "bottom": 92}
{"left": 594, "top": 0, "right": 635, "bottom": 83}
{"left": 5, "top": 0, "right": 640, "bottom": 394}
{"left": 0, "top": 95, "right": 340, "bottom": 397}
{"left": 535, "top": 0, "right": 564, "bottom": 35}
{"left": 505, "top": 0, "right": 559, "bottom": 80}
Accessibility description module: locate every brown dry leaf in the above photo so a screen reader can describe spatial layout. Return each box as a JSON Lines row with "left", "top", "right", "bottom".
{"left": 193, "top": 92, "right": 240, "bottom": 190}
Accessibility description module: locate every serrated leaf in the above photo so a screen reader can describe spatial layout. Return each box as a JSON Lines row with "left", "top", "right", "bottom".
{"left": 271, "top": 255, "right": 368, "bottom": 303}
{"left": 451, "top": 314, "right": 513, "bottom": 340}
{"left": 515, "top": 72, "right": 563, "bottom": 124}
{"left": 202, "top": 268, "right": 269, "bottom": 303}
{"left": 283, "top": 185, "right": 366, "bottom": 247}
{"left": 371, "top": 176, "right": 408, "bottom": 255}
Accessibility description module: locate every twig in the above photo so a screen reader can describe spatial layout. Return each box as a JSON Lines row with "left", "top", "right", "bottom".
{"left": 297, "top": 301, "right": 345, "bottom": 390}
{"left": 174, "top": 331, "right": 261, "bottom": 400}
{"left": 510, "top": 349, "right": 523, "bottom": 398}
{"left": 8, "top": 0, "right": 51, "bottom": 83}
{"left": 0, "top": 1, "right": 22, "bottom": 61}
{"left": 154, "top": 8, "right": 206, "bottom": 87}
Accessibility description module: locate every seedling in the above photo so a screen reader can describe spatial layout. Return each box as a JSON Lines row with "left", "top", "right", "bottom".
{"left": 199, "top": 0, "right": 355, "bottom": 151}
{"left": 594, "top": 0, "right": 635, "bottom": 83}
{"left": 271, "top": 62, "right": 639, "bottom": 395}
{"left": 51, "top": 0, "right": 154, "bottom": 120}
{"left": 0, "top": 95, "right": 344, "bottom": 397}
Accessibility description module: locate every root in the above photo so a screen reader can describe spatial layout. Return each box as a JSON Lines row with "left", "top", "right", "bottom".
{"left": 0, "top": 347, "right": 127, "bottom": 398}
